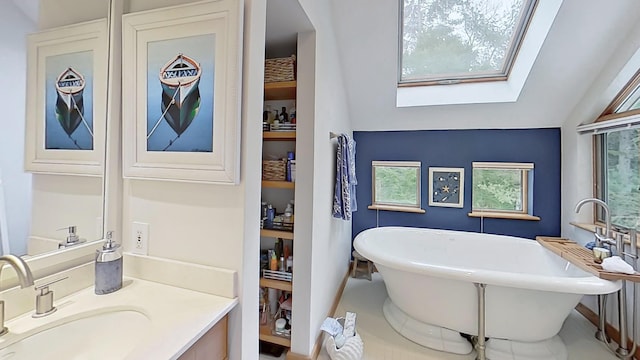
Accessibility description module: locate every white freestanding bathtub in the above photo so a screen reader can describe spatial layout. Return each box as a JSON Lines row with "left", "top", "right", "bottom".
{"left": 353, "top": 226, "right": 621, "bottom": 360}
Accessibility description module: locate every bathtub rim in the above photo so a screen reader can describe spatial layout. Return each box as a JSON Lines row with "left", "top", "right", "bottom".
{"left": 353, "top": 226, "right": 622, "bottom": 295}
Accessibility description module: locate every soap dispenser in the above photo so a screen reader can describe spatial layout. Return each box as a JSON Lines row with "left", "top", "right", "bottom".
{"left": 95, "top": 231, "right": 123, "bottom": 295}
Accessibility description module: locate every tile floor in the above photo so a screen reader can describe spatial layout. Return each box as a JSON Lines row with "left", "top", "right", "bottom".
{"left": 260, "top": 273, "right": 620, "bottom": 360}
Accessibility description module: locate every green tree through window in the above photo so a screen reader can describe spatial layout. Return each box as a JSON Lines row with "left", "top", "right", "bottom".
{"left": 372, "top": 161, "right": 421, "bottom": 209}
{"left": 401, "top": 0, "right": 535, "bottom": 83}
{"left": 601, "top": 129, "right": 640, "bottom": 229}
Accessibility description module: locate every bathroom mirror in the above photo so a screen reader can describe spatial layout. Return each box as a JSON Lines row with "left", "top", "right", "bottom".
{"left": 1, "top": 0, "right": 111, "bottom": 258}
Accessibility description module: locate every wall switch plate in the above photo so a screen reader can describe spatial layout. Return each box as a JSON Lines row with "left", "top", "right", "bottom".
{"left": 131, "top": 222, "right": 149, "bottom": 255}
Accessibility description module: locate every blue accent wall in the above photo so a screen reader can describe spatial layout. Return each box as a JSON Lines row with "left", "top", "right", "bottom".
{"left": 352, "top": 128, "right": 561, "bottom": 240}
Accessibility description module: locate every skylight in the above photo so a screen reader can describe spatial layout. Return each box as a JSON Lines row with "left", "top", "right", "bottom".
{"left": 399, "top": 0, "right": 537, "bottom": 85}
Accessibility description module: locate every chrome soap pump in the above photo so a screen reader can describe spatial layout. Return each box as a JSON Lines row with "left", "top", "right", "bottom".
{"left": 95, "top": 231, "right": 123, "bottom": 295}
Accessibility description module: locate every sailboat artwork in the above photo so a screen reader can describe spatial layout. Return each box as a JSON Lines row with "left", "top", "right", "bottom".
{"left": 147, "top": 53, "right": 203, "bottom": 151}
{"left": 52, "top": 67, "right": 93, "bottom": 150}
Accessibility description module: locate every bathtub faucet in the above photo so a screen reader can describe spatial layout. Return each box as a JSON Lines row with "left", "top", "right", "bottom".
{"left": 574, "top": 198, "right": 614, "bottom": 247}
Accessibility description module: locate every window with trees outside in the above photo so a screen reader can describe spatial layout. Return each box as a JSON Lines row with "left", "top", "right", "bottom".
{"left": 593, "top": 70, "right": 640, "bottom": 230}
{"left": 399, "top": 0, "right": 537, "bottom": 85}
{"left": 369, "top": 161, "right": 425, "bottom": 213}
{"left": 470, "top": 162, "right": 538, "bottom": 220}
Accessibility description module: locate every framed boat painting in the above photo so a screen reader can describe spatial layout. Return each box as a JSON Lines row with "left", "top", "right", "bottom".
{"left": 24, "top": 19, "right": 108, "bottom": 176}
{"left": 122, "top": 0, "right": 243, "bottom": 184}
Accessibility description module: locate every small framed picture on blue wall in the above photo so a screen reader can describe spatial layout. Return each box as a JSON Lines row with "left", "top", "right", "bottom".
{"left": 429, "top": 167, "right": 464, "bottom": 208}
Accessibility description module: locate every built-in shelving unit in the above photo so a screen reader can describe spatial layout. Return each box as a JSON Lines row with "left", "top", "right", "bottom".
{"left": 260, "top": 228, "right": 294, "bottom": 240}
{"left": 262, "top": 180, "right": 295, "bottom": 189}
{"left": 260, "top": 277, "right": 293, "bottom": 292}
{"left": 260, "top": 320, "right": 291, "bottom": 347}
{"left": 260, "top": 80, "right": 296, "bottom": 353}
{"left": 263, "top": 131, "right": 296, "bottom": 141}
{"left": 264, "top": 81, "right": 297, "bottom": 100}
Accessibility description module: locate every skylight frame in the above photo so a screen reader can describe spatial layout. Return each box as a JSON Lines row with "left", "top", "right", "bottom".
{"left": 398, "top": 0, "right": 539, "bottom": 87}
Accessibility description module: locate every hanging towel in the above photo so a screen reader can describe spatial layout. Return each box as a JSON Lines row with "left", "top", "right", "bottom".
{"left": 333, "top": 134, "right": 357, "bottom": 220}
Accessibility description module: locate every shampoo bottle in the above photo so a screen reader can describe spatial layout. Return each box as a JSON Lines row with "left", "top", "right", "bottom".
{"left": 95, "top": 231, "right": 123, "bottom": 295}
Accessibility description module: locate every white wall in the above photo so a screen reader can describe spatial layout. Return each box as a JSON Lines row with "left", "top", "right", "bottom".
{"left": 561, "top": 9, "right": 640, "bottom": 346}
{"left": 290, "top": 1, "right": 354, "bottom": 356}
{"left": 118, "top": 1, "right": 262, "bottom": 359}
{"left": 0, "top": 2, "right": 35, "bottom": 255}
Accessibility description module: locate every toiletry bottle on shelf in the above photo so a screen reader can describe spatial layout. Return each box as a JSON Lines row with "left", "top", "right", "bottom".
{"left": 95, "top": 231, "right": 123, "bottom": 295}
{"left": 266, "top": 204, "right": 275, "bottom": 227}
{"left": 286, "top": 256, "right": 293, "bottom": 272}
{"left": 270, "top": 251, "right": 278, "bottom": 271}
{"left": 284, "top": 203, "right": 293, "bottom": 223}
{"left": 264, "top": 105, "right": 274, "bottom": 124}
{"left": 286, "top": 152, "right": 295, "bottom": 182}
{"left": 280, "top": 107, "right": 288, "bottom": 122}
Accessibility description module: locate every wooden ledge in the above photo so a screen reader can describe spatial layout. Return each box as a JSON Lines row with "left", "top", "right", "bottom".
{"left": 536, "top": 236, "right": 640, "bottom": 282}
{"left": 468, "top": 211, "right": 540, "bottom": 221}
{"left": 368, "top": 204, "right": 425, "bottom": 214}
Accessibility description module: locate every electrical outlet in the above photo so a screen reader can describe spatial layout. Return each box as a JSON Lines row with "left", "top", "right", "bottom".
{"left": 131, "top": 222, "right": 149, "bottom": 255}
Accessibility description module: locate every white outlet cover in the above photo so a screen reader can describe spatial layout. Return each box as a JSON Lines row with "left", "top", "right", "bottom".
{"left": 131, "top": 222, "right": 149, "bottom": 255}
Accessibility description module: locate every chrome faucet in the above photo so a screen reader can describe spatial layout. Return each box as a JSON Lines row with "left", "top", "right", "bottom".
{"left": 0, "top": 255, "right": 35, "bottom": 336}
{"left": 575, "top": 198, "right": 614, "bottom": 247}
{"left": 574, "top": 198, "right": 614, "bottom": 344}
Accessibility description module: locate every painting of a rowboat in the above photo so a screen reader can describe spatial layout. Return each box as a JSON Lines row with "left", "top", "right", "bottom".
{"left": 55, "top": 67, "right": 85, "bottom": 137}
{"left": 146, "top": 34, "right": 215, "bottom": 152}
{"left": 45, "top": 51, "right": 94, "bottom": 150}
{"left": 158, "top": 54, "right": 201, "bottom": 136}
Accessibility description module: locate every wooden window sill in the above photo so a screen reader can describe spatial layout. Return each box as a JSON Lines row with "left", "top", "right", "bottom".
{"left": 468, "top": 211, "right": 540, "bottom": 221}
{"left": 570, "top": 222, "right": 596, "bottom": 233}
{"left": 368, "top": 204, "right": 425, "bottom": 214}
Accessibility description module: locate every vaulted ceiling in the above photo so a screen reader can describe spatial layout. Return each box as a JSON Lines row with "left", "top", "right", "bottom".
{"left": 330, "top": 0, "right": 640, "bottom": 131}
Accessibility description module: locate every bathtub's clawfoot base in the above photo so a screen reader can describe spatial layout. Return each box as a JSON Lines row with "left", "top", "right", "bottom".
{"left": 382, "top": 298, "right": 473, "bottom": 355}
{"left": 485, "top": 336, "right": 567, "bottom": 360}
{"left": 596, "top": 294, "right": 610, "bottom": 343}
{"left": 475, "top": 283, "right": 487, "bottom": 360}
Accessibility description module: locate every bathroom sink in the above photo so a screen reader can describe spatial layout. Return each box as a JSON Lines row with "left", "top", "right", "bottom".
{"left": 0, "top": 308, "right": 150, "bottom": 359}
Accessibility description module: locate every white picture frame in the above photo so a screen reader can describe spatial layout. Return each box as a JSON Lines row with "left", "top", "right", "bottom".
{"left": 428, "top": 167, "right": 465, "bottom": 208}
{"left": 24, "top": 19, "right": 108, "bottom": 176}
{"left": 122, "top": 0, "right": 243, "bottom": 184}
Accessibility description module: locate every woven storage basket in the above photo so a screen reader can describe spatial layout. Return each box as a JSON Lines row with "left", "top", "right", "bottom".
{"left": 262, "top": 159, "right": 287, "bottom": 181}
{"left": 264, "top": 55, "right": 296, "bottom": 83}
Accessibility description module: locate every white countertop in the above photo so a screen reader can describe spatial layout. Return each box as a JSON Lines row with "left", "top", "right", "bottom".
{"left": 0, "top": 277, "right": 238, "bottom": 359}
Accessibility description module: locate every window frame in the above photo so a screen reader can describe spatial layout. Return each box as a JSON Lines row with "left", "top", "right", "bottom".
{"left": 469, "top": 162, "right": 539, "bottom": 220}
{"left": 368, "top": 160, "right": 425, "bottom": 213}
{"left": 398, "top": 0, "right": 539, "bottom": 87}
{"left": 592, "top": 69, "right": 640, "bottom": 229}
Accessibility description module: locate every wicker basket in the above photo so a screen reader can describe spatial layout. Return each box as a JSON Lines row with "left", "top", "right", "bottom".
{"left": 262, "top": 159, "right": 287, "bottom": 181}
{"left": 264, "top": 55, "right": 296, "bottom": 83}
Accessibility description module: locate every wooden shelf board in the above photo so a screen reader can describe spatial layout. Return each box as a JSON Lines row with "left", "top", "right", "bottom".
{"left": 260, "top": 229, "right": 294, "bottom": 240}
{"left": 264, "top": 81, "right": 296, "bottom": 100}
{"left": 259, "top": 323, "right": 291, "bottom": 347}
{"left": 260, "top": 277, "right": 293, "bottom": 291}
{"left": 536, "top": 236, "right": 640, "bottom": 282}
{"left": 262, "top": 180, "right": 295, "bottom": 189}
{"left": 263, "top": 131, "right": 296, "bottom": 141}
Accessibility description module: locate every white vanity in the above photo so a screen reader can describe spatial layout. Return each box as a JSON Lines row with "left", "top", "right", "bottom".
{"left": 0, "top": 254, "right": 237, "bottom": 360}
